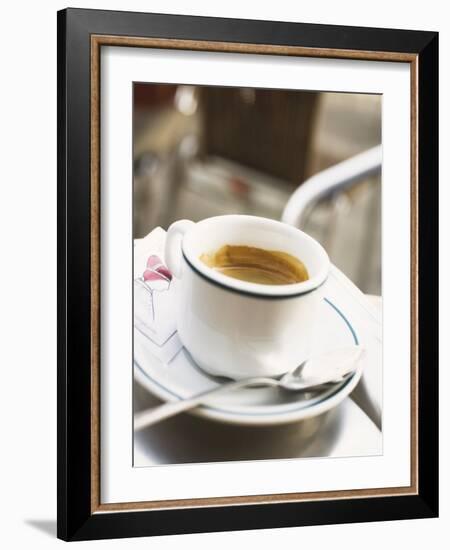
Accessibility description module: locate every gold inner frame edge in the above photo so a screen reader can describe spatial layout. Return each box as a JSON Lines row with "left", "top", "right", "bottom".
{"left": 89, "top": 34, "right": 419, "bottom": 514}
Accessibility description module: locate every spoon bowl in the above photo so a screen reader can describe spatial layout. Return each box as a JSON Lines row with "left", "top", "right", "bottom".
{"left": 279, "top": 346, "right": 364, "bottom": 391}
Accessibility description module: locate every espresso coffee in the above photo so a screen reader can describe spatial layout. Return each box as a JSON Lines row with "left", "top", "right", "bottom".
{"left": 199, "top": 244, "right": 309, "bottom": 285}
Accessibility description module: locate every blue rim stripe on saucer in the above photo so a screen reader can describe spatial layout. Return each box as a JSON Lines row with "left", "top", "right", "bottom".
{"left": 134, "top": 297, "right": 359, "bottom": 417}
{"left": 324, "top": 297, "right": 359, "bottom": 345}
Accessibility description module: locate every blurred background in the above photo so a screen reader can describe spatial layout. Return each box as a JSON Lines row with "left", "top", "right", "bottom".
{"left": 133, "top": 84, "right": 381, "bottom": 295}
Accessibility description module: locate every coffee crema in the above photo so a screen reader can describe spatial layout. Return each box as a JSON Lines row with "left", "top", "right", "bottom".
{"left": 199, "top": 244, "right": 309, "bottom": 285}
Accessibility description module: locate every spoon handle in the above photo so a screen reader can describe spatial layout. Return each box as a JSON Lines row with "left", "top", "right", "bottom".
{"left": 134, "top": 377, "right": 276, "bottom": 430}
{"left": 134, "top": 394, "right": 214, "bottom": 430}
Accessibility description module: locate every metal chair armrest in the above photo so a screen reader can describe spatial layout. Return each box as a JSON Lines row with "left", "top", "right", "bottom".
{"left": 281, "top": 145, "right": 382, "bottom": 228}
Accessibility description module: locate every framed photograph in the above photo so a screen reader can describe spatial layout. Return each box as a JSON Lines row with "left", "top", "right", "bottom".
{"left": 57, "top": 8, "right": 438, "bottom": 541}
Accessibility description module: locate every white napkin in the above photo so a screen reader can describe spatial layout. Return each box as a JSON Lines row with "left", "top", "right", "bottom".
{"left": 324, "top": 266, "right": 382, "bottom": 428}
{"left": 134, "top": 228, "right": 180, "bottom": 356}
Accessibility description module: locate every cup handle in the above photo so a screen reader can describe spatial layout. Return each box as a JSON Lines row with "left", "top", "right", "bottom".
{"left": 164, "top": 220, "right": 195, "bottom": 278}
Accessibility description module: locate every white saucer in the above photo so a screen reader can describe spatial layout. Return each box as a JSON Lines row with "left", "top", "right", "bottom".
{"left": 134, "top": 296, "right": 363, "bottom": 426}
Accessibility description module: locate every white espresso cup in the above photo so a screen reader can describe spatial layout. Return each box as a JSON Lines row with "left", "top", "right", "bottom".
{"left": 165, "top": 215, "right": 330, "bottom": 380}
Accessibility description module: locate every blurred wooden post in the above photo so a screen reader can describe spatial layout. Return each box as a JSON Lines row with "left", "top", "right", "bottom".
{"left": 199, "top": 87, "right": 319, "bottom": 186}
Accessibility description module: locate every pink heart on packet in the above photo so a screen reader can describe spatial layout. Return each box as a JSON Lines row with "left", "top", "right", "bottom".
{"left": 143, "top": 255, "right": 172, "bottom": 282}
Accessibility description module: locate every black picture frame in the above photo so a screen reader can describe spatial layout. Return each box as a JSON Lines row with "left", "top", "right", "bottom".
{"left": 57, "top": 7, "right": 438, "bottom": 541}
